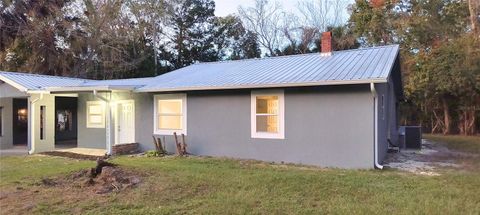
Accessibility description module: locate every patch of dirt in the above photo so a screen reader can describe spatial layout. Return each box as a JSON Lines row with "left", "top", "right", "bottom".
{"left": 38, "top": 164, "right": 143, "bottom": 195}
{"left": 40, "top": 151, "right": 106, "bottom": 160}
{"left": 384, "top": 139, "right": 478, "bottom": 176}
{"left": 0, "top": 161, "right": 143, "bottom": 214}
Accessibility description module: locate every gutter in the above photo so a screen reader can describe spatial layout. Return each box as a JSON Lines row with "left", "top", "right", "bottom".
{"left": 136, "top": 79, "right": 388, "bottom": 93}
{"left": 28, "top": 93, "right": 44, "bottom": 154}
{"left": 93, "top": 89, "right": 110, "bottom": 101}
{"left": 370, "top": 83, "right": 384, "bottom": 169}
{"left": 46, "top": 85, "right": 139, "bottom": 92}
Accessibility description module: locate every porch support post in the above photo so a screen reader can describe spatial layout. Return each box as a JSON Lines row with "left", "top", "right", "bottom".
{"left": 105, "top": 101, "right": 113, "bottom": 155}
{"left": 28, "top": 93, "right": 43, "bottom": 154}
{"left": 27, "top": 97, "right": 32, "bottom": 154}
{"left": 94, "top": 90, "right": 114, "bottom": 155}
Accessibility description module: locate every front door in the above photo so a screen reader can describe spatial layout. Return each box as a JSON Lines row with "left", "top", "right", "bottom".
{"left": 116, "top": 101, "right": 135, "bottom": 144}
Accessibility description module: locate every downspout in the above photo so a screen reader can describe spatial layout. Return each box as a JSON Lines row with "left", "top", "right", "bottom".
{"left": 28, "top": 93, "right": 43, "bottom": 154}
{"left": 370, "top": 83, "right": 384, "bottom": 169}
{"left": 94, "top": 90, "right": 112, "bottom": 155}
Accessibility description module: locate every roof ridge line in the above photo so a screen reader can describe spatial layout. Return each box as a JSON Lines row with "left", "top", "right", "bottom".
{"left": 195, "top": 44, "right": 400, "bottom": 65}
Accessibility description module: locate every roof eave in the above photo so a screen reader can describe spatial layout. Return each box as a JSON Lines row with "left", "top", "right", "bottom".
{"left": 135, "top": 79, "right": 388, "bottom": 93}
{"left": 44, "top": 85, "right": 141, "bottom": 93}
{"left": 0, "top": 74, "right": 29, "bottom": 92}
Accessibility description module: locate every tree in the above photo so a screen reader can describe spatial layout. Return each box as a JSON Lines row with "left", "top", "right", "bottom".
{"left": 348, "top": 0, "right": 399, "bottom": 45}
{"left": 213, "top": 15, "right": 261, "bottom": 60}
{"left": 402, "top": 0, "right": 469, "bottom": 134}
{"left": 348, "top": 0, "right": 479, "bottom": 135}
{"left": 0, "top": 0, "right": 71, "bottom": 76}
{"left": 160, "top": 0, "right": 217, "bottom": 69}
{"left": 468, "top": 0, "right": 480, "bottom": 36}
{"left": 70, "top": 0, "right": 157, "bottom": 79}
{"left": 407, "top": 34, "right": 480, "bottom": 135}
{"left": 127, "top": 0, "right": 168, "bottom": 76}
{"left": 238, "top": 0, "right": 284, "bottom": 56}
{"left": 0, "top": 0, "right": 158, "bottom": 79}
{"left": 297, "top": 0, "right": 349, "bottom": 32}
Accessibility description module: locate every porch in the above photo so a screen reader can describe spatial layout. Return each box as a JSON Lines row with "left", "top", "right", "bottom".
{"left": 51, "top": 140, "right": 107, "bottom": 158}
{"left": 0, "top": 93, "right": 84, "bottom": 153}
{"left": 1, "top": 89, "right": 137, "bottom": 155}
{"left": 0, "top": 145, "right": 106, "bottom": 158}
{"left": 42, "top": 147, "right": 107, "bottom": 160}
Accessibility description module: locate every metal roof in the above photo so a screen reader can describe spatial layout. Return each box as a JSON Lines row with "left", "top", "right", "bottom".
{"left": 0, "top": 72, "right": 150, "bottom": 92}
{"left": 0, "top": 71, "right": 89, "bottom": 92}
{"left": 137, "top": 45, "right": 400, "bottom": 92}
{"left": 0, "top": 45, "right": 400, "bottom": 93}
{"left": 80, "top": 77, "right": 153, "bottom": 87}
{"left": 43, "top": 77, "right": 155, "bottom": 92}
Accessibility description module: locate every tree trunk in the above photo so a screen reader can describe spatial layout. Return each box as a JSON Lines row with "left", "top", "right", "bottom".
{"left": 432, "top": 109, "right": 445, "bottom": 134}
{"left": 153, "top": 30, "right": 158, "bottom": 76}
{"left": 466, "top": 108, "right": 476, "bottom": 135}
{"left": 459, "top": 106, "right": 478, "bottom": 135}
{"left": 442, "top": 97, "right": 451, "bottom": 135}
{"left": 471, "top": 108, "right": 477, "bottom": 134}
{"left": 469, "top": 0, "right": 480, "bottom": 36}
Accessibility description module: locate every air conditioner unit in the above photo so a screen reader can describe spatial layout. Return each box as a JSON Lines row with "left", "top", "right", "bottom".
{"left": 399, "top": 126, "right": 422, "bottom": 149}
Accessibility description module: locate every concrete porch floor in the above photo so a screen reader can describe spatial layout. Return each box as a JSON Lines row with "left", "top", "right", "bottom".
{"left": 54, "top": 148, "right": 107, "bottom": 157}
{"left": 0, "top": 144, "right": 106, "bottom": 158}
{"left": 0, "top": 145, "right": 29, "bottom": 156}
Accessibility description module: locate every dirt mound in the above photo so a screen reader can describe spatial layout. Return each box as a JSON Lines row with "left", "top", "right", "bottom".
{"left": 91, "top": 166, "right": 141, "bottom": 194}
{"left": 41, "top": 160, "right": 141, "bottom": 194}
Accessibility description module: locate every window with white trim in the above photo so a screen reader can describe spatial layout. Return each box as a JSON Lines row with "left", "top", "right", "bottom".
{"left": 86, "top": 101, "right": 105, "bottom": 128}
{"left": 251, "top": 90, "right": 285, "bottom": 139}
{"left": 154, "top": 94, "right": 187, "bottom": 135}
{"left": 40, "top": 106, "right": 46, "bottom": 140}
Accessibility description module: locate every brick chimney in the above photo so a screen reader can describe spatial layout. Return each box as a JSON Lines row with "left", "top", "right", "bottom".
{"left": 321, "top": 31, "right": 332, "bottom": 56}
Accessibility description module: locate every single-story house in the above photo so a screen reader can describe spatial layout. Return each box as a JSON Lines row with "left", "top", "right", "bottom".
{"left": 0, "top": 35, "right": 402, "bottom": 169}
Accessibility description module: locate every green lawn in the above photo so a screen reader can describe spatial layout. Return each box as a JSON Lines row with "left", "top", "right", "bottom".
{"left": 1, "top": 136, "right": 480, "bottom": 214}
{"left": 423, "top": 134, "right": 480, "bottom": 154}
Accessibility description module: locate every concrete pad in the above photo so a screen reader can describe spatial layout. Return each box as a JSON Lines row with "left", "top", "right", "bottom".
{"left": 0, "top": 145, "right": 29, "bottom": 156}
{"left": 54, "top": 148, "right": 107, "bottom": 157}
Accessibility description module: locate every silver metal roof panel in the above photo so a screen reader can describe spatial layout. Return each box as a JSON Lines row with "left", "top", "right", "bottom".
{"left": 138, "top": 45, "right": 399, "bottom": 92}
{"left": 0, "top": 45, "right": 399, "bottom": 93}
{"left": 0, "top": 71, "right": 88, "bottom": 92}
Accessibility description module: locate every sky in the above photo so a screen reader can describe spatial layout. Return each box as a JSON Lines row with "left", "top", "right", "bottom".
{"left": 214, "top": 0, "right": 354, "bottom": 18}
{"left": 214, "top": 0, "right": 302, "bottom": 17}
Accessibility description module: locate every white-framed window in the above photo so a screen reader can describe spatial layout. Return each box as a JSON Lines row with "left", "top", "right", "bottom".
{"left": 40, "top": 106, "right": 46, "bottom": 140}
{"left": 86, "top": 101, "right": 106, "bottom": 128}
{"left": 251, "top": 90, "right": 285, "bottom": 139}
{"left": 154, "top": 94, "right": 187, "bottom": 135}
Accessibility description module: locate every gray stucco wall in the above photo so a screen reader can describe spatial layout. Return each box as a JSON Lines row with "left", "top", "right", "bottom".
{"left": 75, "top": 84, "right": 388, "bottom": 169}
{"left": 375, "top": 78, "right": 399, "bottom": 162}
{"left": 77, "top": 93, "right": 107, "bottom": 149}
{"left": 0, "top": 83, "right": 27, "bottom": 98}
{"left": 77, "top": 92, "right": 153, "bottom": 150}
{"left": 0, "top": 83, "right": 27, "bottom": 149}
{"left": 150, "top": 85, "right": 375, "bottom": 169}
{"left": 0, "top": 98, "right": 13, "bottom": 149}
